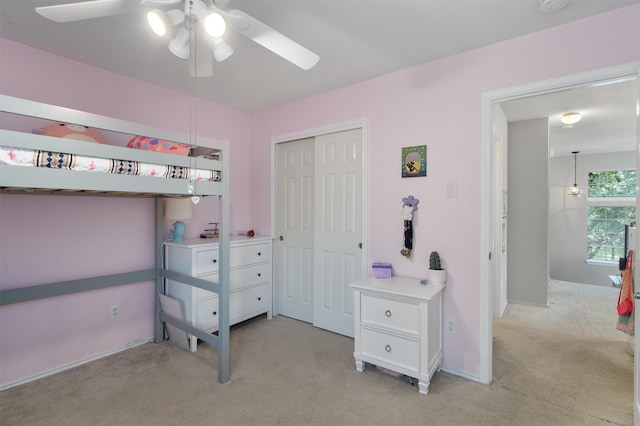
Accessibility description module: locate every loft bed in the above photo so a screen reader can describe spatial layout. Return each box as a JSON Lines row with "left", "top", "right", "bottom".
{"left": 0, "top": 94, "right": 231, "bottom": 383}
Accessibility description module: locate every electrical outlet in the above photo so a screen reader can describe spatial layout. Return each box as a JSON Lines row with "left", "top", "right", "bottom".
{"left": 111, "top": 305, "right": 120, "bottom": 319}
{"left": 447, "top": 319, "right": 456, "bottom": 333}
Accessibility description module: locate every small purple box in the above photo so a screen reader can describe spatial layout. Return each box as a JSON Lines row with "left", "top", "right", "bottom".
{"left": 372, "top": 262, "right": 392, "bottom": 278}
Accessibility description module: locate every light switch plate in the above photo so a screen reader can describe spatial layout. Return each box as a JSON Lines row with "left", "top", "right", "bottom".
{"left": 447, "top": 180, "right": 458, "bottom": 198}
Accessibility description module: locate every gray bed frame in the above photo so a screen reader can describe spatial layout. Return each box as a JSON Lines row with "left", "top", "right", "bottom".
{"left": 0, "top": 94, "right": 231, "bottom": 383}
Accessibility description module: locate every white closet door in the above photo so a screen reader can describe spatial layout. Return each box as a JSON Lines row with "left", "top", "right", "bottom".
{"left": 275, "top": 138, "right": 314, "bottom": 322}
{"left": 312, "top": 128, "right": 363, "bottom": 337}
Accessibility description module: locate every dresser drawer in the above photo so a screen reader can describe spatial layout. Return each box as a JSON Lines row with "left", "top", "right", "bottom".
{"left": 230, "top": 263, "right": 270, "bottom": 291}
{"left": 194, "top": 275, "right": 218, "bottom": 300}
{"left": 193, "top": 263, "right": 271, "bottom": 299}
{"left": 195, "top": 249, "right": 219, "bottom": 276}
{"left": 361, "top": 294, "right": 419, "bottom": 335}
{"left": 196, "top": 296, "right": 219, "bottom": 331}
{"left": 360, "top": 327, "right": 419, "bottom": 373}
{"left": 230, "top": 242, "right": 271, "bottom": 268}
{"left": 230, "top": 284, "right": 271, "bottom": 320}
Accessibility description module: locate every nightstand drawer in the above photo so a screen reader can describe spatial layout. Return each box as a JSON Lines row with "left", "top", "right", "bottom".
{"left": 361, "top": 294, "right": 419, "bottom": 335}
{"left": 196, "top": 296, "right": 219, "bottom": 331}
{"left": 360, "top": 327, "right": 419, "bottom": 373}
{"left": 230, "top": 242, "right": 271, "bottom": 268}
{"left": 195, "top": 249, "right": 219, "bottom": 275}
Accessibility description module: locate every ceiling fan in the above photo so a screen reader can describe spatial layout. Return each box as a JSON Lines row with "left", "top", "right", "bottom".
{"left": 35, "top": 0, "right": 320, "bottom": 77}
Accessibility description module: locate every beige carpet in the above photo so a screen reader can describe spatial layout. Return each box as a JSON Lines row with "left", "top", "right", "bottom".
{"left": 0, "top": 280, "right": 633, "bottom": 425}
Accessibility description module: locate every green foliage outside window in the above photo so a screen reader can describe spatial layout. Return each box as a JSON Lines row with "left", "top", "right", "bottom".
{"left": 588, "top": 170, "right": 636, "bottom": 197}
{"left": 587, "top": 206, "right": 635, "bottom": 261}
{"left": 586, "top": 169, "right": 636, "bottom": 262}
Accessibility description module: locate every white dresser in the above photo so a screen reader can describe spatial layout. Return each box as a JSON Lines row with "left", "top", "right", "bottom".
{"left": 164, "top": 235, "right": 273, "bottom": 351}
{"left": 350, "top": 276, "right": 444, "bottom": 395}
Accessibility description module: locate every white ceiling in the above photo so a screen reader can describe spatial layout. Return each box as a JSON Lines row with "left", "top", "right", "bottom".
{"left": 501, "top": 78, "right": 638, "bottom": 157}
{"left": 0, "top": 0, "right": 638, "bottom": 155}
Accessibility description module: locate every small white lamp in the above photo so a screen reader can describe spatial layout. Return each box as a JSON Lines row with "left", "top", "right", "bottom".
{"left": 165, "top": 198, "right": 192, "bottom": 242}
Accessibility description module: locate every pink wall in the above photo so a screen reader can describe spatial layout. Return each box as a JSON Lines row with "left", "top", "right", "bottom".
{"left": 1, "top": 4, "right": 638, "bottom": 387}
{"left": 249, "top": 5, "right": 640, "bottom": 379}
{"left": 0, "top": 39, "right": 250, "bottom": 387}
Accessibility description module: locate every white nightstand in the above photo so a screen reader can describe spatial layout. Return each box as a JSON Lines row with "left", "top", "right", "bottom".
{"left": 350, "top": 276, "right": 444, "bottom": 395}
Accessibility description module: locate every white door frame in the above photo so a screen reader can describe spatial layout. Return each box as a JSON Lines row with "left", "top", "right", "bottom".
{"left": 270, "top": 118, "right": 369, "bottom": 316}
{"left": 480, "top": 62, "right": 639, "bottom": 385}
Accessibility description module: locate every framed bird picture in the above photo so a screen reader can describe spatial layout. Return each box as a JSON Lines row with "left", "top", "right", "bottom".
{"left": 401, "top": 145, "right": 427, "bottom": 178}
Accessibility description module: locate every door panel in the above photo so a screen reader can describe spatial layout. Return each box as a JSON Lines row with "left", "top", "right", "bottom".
{"left": 313, "top": 129, "right": 363, "bottom": 337}
{"left": 276, "top": 138, "right": 314, "bottom": 322}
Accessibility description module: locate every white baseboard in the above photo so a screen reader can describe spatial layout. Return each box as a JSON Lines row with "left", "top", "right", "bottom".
{"left": 507, "top": 298, "right": 549, "bottom": 308}
{"left": 439, "top": 365, "right": 490, "bottom": 385}
{"left": 0, "top": 338, "right": 153, "bottom": 391}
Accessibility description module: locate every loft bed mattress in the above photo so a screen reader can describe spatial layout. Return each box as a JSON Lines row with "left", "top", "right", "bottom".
{"left": 0, "top": 95, "right": 226, "bottom": 197}
{"left": 1, "top": 144, "right": 220, "bottom": 182}
{"left": 1, "top": 145, "right": 220, "bottom": 181}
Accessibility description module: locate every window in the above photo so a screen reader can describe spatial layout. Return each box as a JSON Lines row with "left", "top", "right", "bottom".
{"left": 587, "top": 206, "right": 635, "bottom": 262}
{"left": 588, "top": 170, "right": 636, "bottom": 198}
{"left": 586, "top": 169, "right": 636, "bottom": 263}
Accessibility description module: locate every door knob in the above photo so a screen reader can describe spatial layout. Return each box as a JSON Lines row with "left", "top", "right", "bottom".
{"left": 358, "top": 242, "right": 362, "bottom": 249}
{"left": 279, "top": 235, "right": 284, "bottom": 241}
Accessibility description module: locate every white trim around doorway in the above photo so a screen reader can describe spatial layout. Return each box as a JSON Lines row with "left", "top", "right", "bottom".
{"left": 479, "top": 62, "right": 639, "bottom": 385}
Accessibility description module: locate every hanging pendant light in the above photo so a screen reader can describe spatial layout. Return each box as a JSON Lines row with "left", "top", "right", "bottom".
{"left": 568, "top": 151, "right": 584, "bottom": 197}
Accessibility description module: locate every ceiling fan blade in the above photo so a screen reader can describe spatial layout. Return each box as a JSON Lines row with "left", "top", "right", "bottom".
{"left": 225, "top": 9, "right": 319, "bottom": 70}
{"left": 35, "top": 0, "right": 134, "bottom": 23}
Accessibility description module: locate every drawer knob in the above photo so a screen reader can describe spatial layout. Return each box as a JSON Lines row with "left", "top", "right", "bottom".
{"left": 257, "top": 273, "right": 261, "bottom": 277}
{"left": 258, "top": 297, "right": 262, "bottom": 301}
{"left": 385, "top": 309, "right": 392, "bottom": 317}
{"left": 212, "top": 259, "right": 217, "bottom": 263}
{"left": 385, "top": 345, "right": 391, "bottom": 352}
{"left": 257, "top": 252, "right": 262, "bottom": 256}
{"left": 212, "top": 311, "right": 217, "bottom": 316}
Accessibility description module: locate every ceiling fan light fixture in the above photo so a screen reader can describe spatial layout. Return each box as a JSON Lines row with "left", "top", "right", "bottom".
{"left": 147, "top": 10, "right": 166, "bottom": 36}
{"left": 206, "top": 36, "right": 233, "bottom": 62}
{"left": 561, "top": 111, "right": 582, "bottom": 125}
{"left": 203, "top": 12, "right": 226, "bottom": 38}
{"left": 213, "top": 41, "right": 233, "bottom": 63}
{"left": 169, "top": 27, "right": 191, "bottom": 59}
{"left": 147, "top": 8, "right": 184, "bottom": 37}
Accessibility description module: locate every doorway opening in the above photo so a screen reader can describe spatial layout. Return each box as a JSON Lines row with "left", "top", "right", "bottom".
{"left": 480, "top": 62, "right": 639, "bottom": 384}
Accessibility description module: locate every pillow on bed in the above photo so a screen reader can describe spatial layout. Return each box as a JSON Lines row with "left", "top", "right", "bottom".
{"left": 37, "top": 122, "right": 108, "bottom": 144}
{"left": 127, "top": 136, "right": 191, "bottom": 156}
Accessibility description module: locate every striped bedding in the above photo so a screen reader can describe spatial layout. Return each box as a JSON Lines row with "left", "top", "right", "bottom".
{"left": 0, "top": 146, "right": 221, "bottom": 182}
